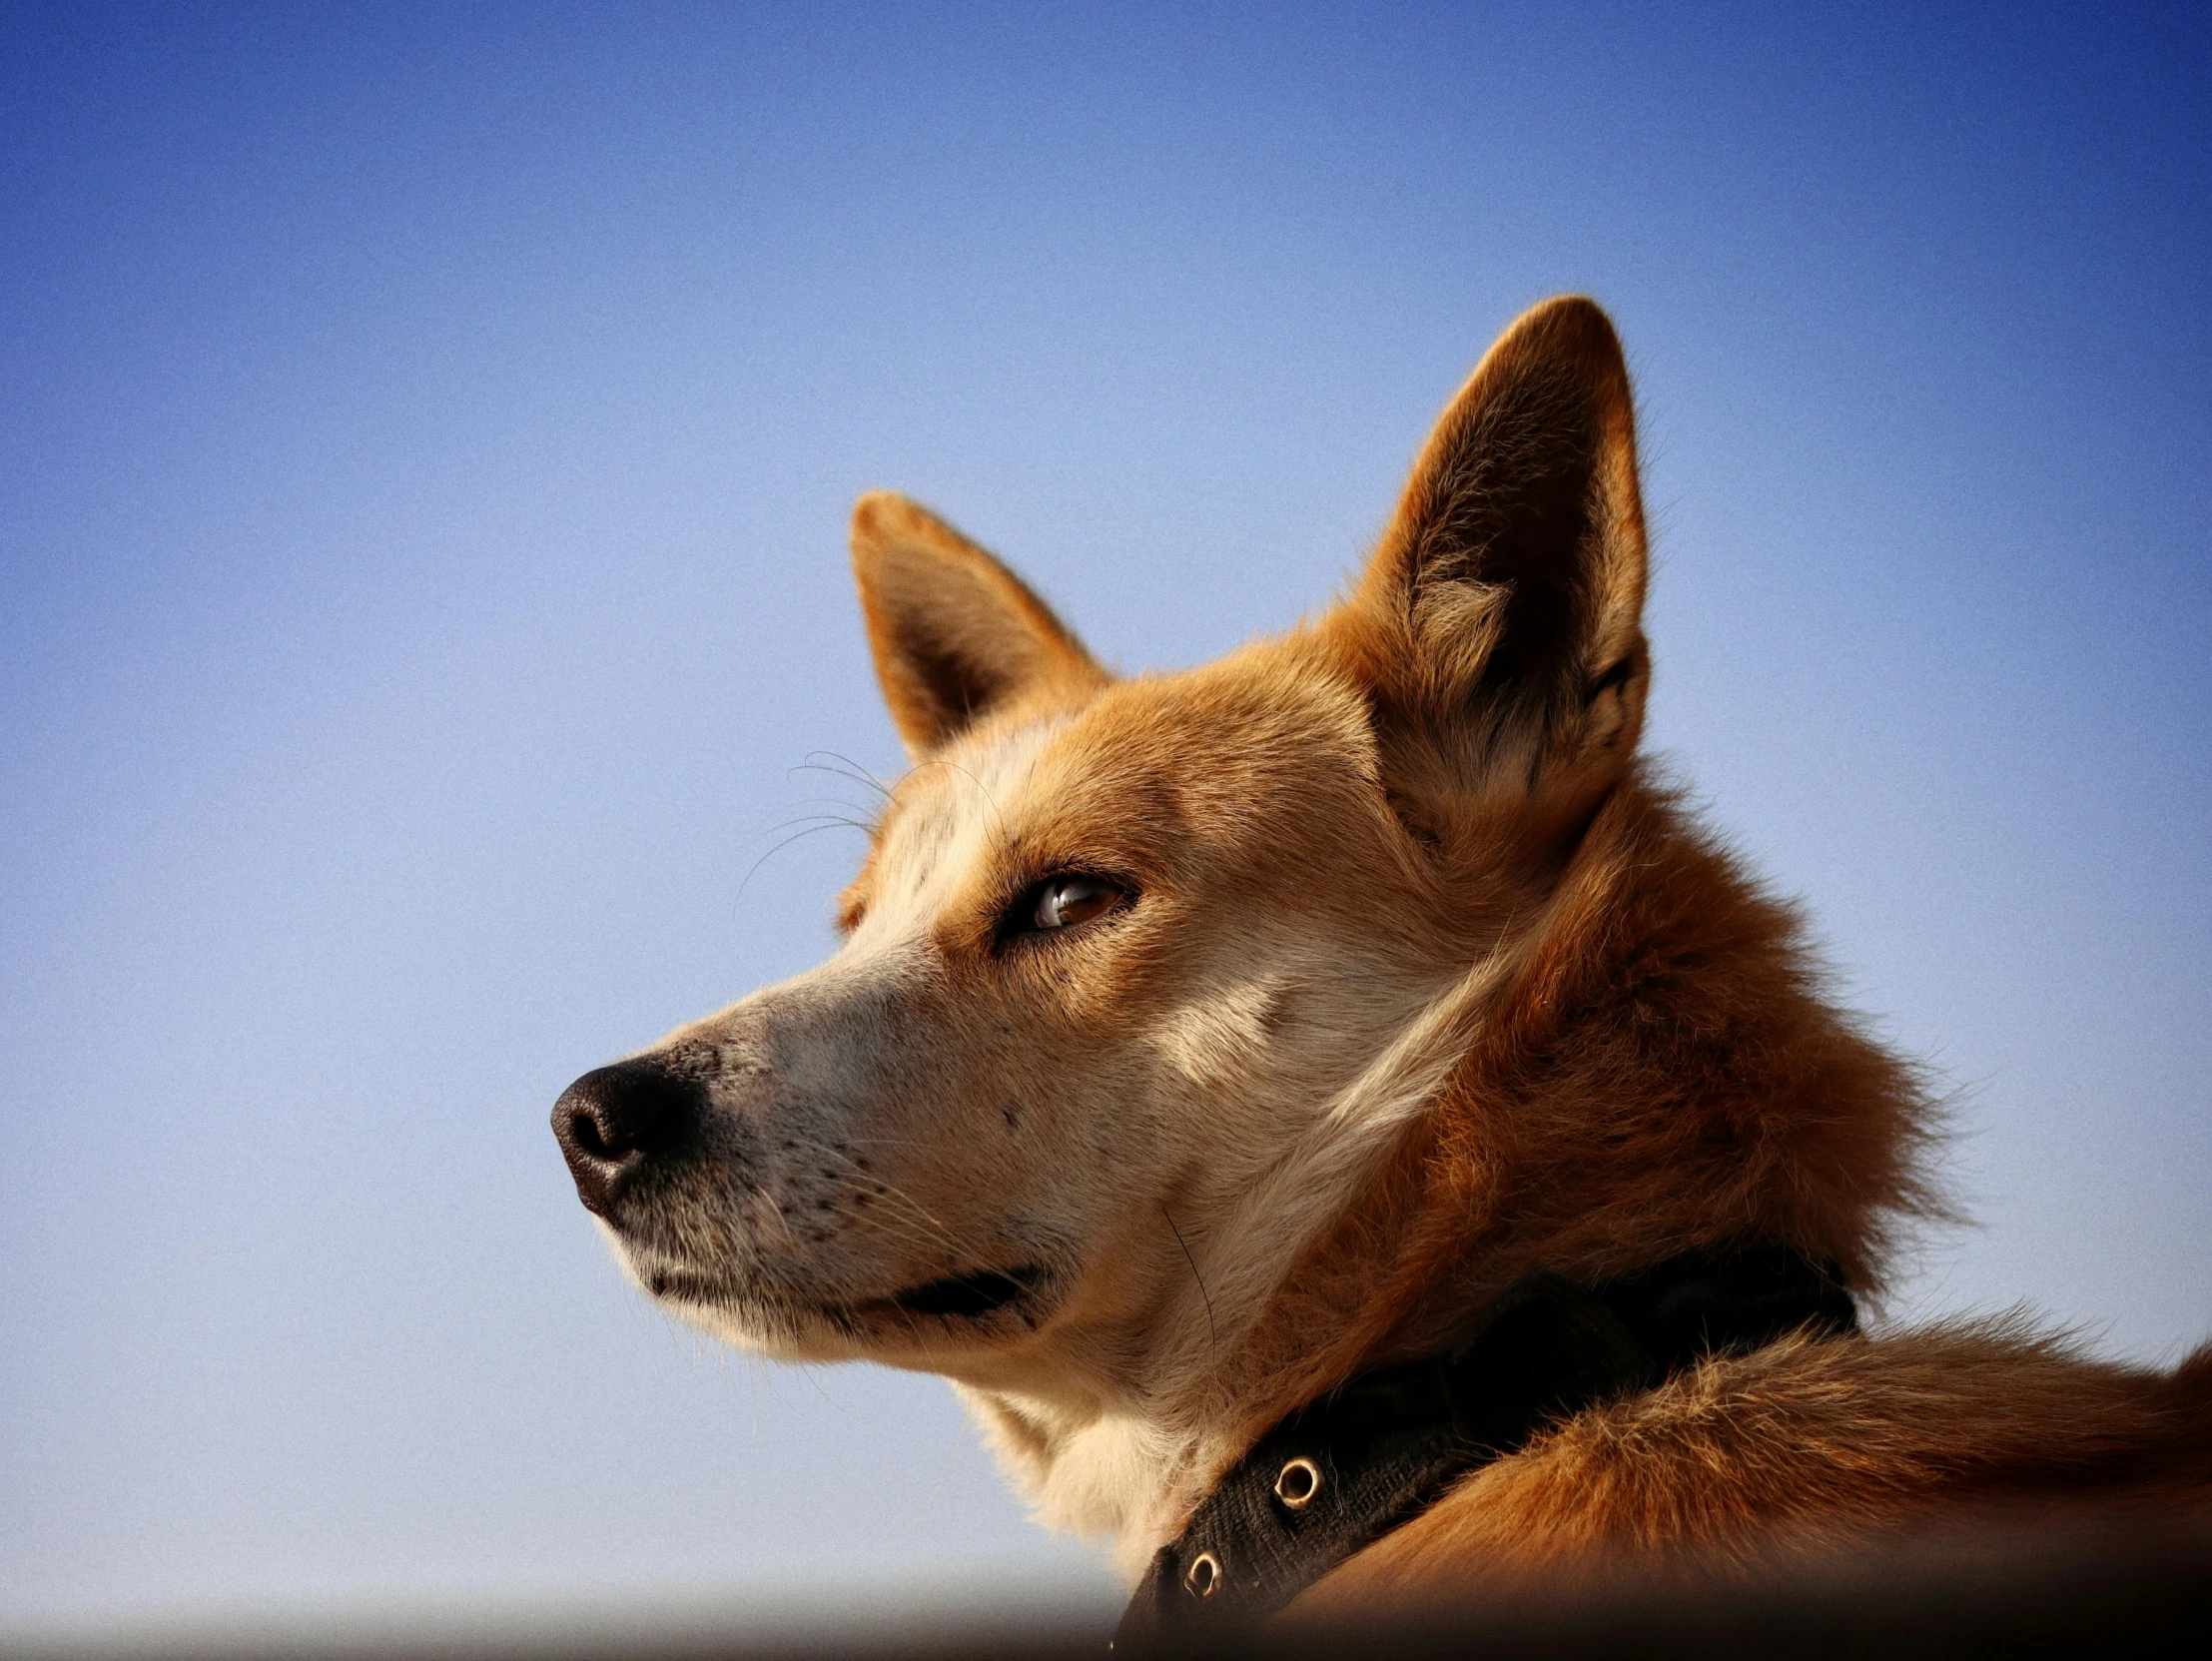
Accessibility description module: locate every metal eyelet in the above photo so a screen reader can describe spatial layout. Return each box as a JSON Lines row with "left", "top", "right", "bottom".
{"left": 1183, "top": 1551, "right": 1221, "bottom": 1598}
{"left": 1274, "top": 1455, "right": 1323, "bottom": 1509}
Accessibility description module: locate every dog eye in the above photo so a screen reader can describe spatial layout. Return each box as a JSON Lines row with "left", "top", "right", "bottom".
{"left": 1026, "top": 874, "right": 1126, "bottom": 933}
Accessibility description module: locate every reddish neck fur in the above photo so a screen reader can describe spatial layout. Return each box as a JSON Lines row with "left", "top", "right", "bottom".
{"left": 1202, "top": 764, "right": 1936, "bottom": 1443}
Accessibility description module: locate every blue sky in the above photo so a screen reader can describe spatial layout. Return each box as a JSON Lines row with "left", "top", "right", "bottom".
{"left": 3, "top": 1, "right": 2208, "bottom": 1635}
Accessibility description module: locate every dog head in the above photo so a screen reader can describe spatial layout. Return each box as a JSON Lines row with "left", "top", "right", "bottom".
{"left": 553, "top": 297, "right": 1649, "bottom": 1405}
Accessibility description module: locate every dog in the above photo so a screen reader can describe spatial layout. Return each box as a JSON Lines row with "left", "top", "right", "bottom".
{"left": 552, "top": 297, "right": 2210, "bottom": 1636}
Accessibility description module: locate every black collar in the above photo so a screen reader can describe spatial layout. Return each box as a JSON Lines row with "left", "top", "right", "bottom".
{"left": 1113, "top": 1244, "right": 1856, "bottom": 1648}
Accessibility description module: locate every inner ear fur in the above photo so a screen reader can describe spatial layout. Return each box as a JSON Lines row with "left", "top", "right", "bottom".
{"left": 1323, "top": 296, "right": 1651, "bottom": 825}
{"left": 851, "top": 491, "right": 1107, "bottom": 758}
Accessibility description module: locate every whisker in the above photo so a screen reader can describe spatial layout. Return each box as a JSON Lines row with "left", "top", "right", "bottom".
{"left": 732, "top": 821, "right": 867, "bottom": 913}
{"left": 760, "top": 810, "right": 875, "bottom": 838}
{"left": 1163, "top": 1207, "right": 1218, "bottom": 1352}
{"left": 795, "top": 752, "right": 895, "bottom": 803}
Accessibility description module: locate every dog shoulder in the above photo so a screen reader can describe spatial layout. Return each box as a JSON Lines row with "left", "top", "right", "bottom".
{"left": 1290, "top": 1322, "right": 2212, "bottom": 1611}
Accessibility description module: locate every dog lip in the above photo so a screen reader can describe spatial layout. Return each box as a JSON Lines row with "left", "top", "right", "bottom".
{"left": 644, "top": 1265, "right": 750, "bottom": 1303}
{"left": 638, "top": 1258, "right": 1055, "bottom": 1327}
{"left": 888, "top": 1264, "right": 1047, "bottom": 1318}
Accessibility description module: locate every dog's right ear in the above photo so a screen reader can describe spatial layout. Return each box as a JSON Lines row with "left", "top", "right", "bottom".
{"left": 1321, "top": 297, "right": 1650, "bottom": 846}
{"left": 850, "top": 492, "right": 1107, "bottom": 758}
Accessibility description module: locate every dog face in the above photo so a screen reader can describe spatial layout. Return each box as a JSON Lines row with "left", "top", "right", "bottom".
{"left": 554, "top": 298, "right": 1651, "bottom": 1405}
{"left": 555, "top": 613, "right": 1462, "bottom": 1383}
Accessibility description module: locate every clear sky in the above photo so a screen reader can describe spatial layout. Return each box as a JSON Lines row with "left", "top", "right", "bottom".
{"left": 3, "top": 0, "right": 2208, "bottom": 1637}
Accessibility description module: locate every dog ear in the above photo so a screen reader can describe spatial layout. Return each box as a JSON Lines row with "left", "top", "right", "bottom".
{"left": 850, "top": 491, "right": 1107, "bottom": 757}
{"left": 1324, "top": 296, "right": 1650, "bottom": 826}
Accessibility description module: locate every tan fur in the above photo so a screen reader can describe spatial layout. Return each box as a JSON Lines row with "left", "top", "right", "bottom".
{"left": 566, "top": 296, "right": 2212, "bottom": 1607}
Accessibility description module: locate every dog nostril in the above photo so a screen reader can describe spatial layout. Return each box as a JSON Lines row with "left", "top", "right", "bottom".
{"left": 568, "top": 1109, "right": 614, "bottom": 1161}
{"left": 550, "top": 1060, "right": 701, "bottom": 1215}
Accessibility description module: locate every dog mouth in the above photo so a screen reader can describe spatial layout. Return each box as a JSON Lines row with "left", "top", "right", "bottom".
{"left": 640, "top": 1258, "right": 1052, "bottom": 1325}
{"left": 887, "top": 1263, "right": 1047, "bottom": 1318}
{"left": 644, "top": 1264, "right": 756, "bottom": 1304}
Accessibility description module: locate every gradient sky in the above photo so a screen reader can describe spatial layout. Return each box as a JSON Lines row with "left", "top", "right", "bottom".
{"left": 3, "top": 0, "right": 2208, "bottom": 1637}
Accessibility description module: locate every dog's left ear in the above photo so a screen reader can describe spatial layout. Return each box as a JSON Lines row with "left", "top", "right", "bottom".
{"left": 1324, "top": 296, "right": 1650, "bottom": 833}
{"left": 851, "top": 491, "right": 1107, "bottom": 758}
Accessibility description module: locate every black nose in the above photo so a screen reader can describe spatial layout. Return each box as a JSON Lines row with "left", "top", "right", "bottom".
{"left": 552, "top": 1060, "right": 699, "bottom": 1215}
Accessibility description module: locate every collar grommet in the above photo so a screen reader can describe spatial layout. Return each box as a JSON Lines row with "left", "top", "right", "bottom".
{"left": 1274, "top": 1455, "right": 1322, "bottom": 1509}
{"left": 1183, "top": 1551, "right": 1221, "bottom": 1598}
